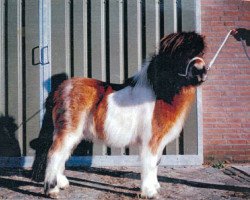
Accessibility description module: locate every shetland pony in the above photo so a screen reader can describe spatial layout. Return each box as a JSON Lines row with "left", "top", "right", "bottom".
{"left": 44, "top": 31, "right": 206, "bottom": 198}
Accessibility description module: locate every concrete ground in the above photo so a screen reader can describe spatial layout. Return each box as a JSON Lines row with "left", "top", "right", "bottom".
{"left": 0, "top": 165, "right": 249, "bottom": 200}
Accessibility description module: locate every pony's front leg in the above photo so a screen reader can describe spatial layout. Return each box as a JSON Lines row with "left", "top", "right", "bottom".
{"left": 140, "top": 146, "right": 160, "bottom": 198}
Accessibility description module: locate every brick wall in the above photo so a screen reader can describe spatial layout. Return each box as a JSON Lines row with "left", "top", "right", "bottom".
{"left": 201, "top": 0, "right": 250, "bottom": 163}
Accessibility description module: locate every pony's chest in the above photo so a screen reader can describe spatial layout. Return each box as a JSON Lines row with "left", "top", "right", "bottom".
{"left": 149, "top": 88, "right": 196, "bottom": 153}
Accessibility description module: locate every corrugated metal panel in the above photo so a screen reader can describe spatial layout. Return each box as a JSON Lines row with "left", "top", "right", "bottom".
{"left": 163, "top": 0, "right": 180, "bottom": 155}
{"left": 90, "top": 0, "right": 107, "bottom": 155}
{"left": 0, "top": 0, "right": 6, "bottom": 114}
{"left": 24, "top": 0, "right": 40, "bottom": 156}
{"left": 72, "top": 0, "right": 84, "bottom": 77}
{"left": 51, "top": 0, "right": 71, "bottom": 75}
{"left": 164, "top": 0, "right": 177, "bottom": 34}
{"left": 109, "top": 0, "right": 125, "bottom": 155}
{"left": 3, "top": 0, "right": 23, "bottom": 156}
{"left": 182, "top": 0, "right": 198, "bottom": 155}
{"left": 0, "top": 0, "right": 200, "bottom": 162}
{"left": 126, "top": 0, "right": 142, "bottom": 155}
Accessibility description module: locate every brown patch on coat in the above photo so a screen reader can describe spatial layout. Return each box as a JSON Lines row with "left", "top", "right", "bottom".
{"left": 51, "top": 78, "right": 109, "bottom": 151}
{"left": 149, "top": 86, "right": 196, "bottom": 154}
{"left": 93, "top": 86, "right": 114, "bottom": 140}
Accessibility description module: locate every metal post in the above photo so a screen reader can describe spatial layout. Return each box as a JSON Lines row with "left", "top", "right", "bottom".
{"left": 39, "top": 0, "right": 51, "bottom": 127}
{"left": 0, "top": 0, "right": 5, "bottom": 114}
{"left": 195, "top": 0, "right": 204, "bottom": 164}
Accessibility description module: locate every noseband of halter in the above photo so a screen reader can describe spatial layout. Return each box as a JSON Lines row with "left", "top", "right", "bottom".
{"left": 178, "top": 57, "right": 205, "bottom": 77}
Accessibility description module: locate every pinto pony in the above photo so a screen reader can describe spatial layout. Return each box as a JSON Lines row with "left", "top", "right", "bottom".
{"left": 44, "top": 31, "right": 207, "bottom": 198}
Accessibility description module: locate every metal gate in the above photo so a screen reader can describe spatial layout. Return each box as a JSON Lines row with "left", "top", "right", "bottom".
{"left": 0, "top": 0, "right": 203, "bottom": 167}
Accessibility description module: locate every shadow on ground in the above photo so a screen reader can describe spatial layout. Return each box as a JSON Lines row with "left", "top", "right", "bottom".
{"left": 0, "top": 167, "right": 249, "bottom": 199}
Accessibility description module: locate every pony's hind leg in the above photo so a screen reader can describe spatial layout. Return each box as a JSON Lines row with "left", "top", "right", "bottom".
{"left": 44, "top": 130, "right": 82, "bottom": 198}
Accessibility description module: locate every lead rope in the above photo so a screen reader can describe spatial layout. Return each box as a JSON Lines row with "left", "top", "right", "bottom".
{"left": 178, "top": 57, "right": 205, "bottom": 77}
{"left": 207, "top": 29, "right": 250, "bottom": 70}
{"left": 207, "top": 30, "right": 233, "bottom": 70}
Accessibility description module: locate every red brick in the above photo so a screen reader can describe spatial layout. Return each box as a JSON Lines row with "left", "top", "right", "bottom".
{"left": 222, "top": 133, "right": 241, "bottom": 139}
{"left": 204, "top": 133, "right": 223, "bottom": 140}
{"left": 227, "top": 150, "right": 246, "bottom": 155}
{"left": 242, "top": 134, "right": 250, "bottom": 139}
{"left": 204, "top": 128, "right": 240, "bottom": 135}
{"left": 231, "top": 145, "right": 250, "bottom": 150}
{"left": 239, "top": 16, "right": 250, "bottom": 21}
{"left": 206, "top": 139, "right": 227, "bottom": 145}
{"left": 223, "top": 11, "right": 239, "bottom": 16}
{"left": 207, "top": 144, "right": 233, "bottom": 149}
{"left": 202, "top": 5, "right": 239, "bottom": 11}
{"left": 226, "top": 107, "right": 246, "bottom": 113}
{"left": 235, "top": 20, "right": 250, "bottom": 27}
{"left": 223, "top": 22, "right": 236, "bottom": 27}
{"left": 202, "top": 16, "right": 221, "bottom": 21}
{"left": 220, "top": 16, "right": 239, "bottom": 21}
{"left": 246, "top": 150, "right": 250, "bottom": 156}
{"left": 233, "top": 156, "right": 250, "bottom": 162}
{"left": 227, "top": 140, "right": 247, "bottom": 145}
{"left": 211, "top": 26, "right": 230, "bottom": 32}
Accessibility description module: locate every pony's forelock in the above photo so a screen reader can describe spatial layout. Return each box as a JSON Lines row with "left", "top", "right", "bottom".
{"left": 159, "top": 31, "right": 206, "bottom": 57}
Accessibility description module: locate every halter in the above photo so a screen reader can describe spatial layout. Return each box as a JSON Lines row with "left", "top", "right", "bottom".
{"left": 178, "top": 57, "right": 205, "bottom": 77}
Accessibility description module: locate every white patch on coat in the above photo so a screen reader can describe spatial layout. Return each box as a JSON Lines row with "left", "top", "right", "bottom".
{"left": 104, "top": 85, "right": 156, "bottom": 147}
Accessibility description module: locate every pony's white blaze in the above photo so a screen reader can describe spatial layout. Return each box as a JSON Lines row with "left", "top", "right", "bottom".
{"left": 194, "top": 61, "right": 205, "bottom": 70}
{"left": 104, "top": 85, "right": 156, "bottom": 147}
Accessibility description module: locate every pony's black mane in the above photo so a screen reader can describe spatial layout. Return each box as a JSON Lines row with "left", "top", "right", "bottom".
{"left": 104, "top": 31, "right": 206, "bottom": 104}
{"left": 147, "top": 54, "right": 188, "bottom": 104}
{"left": 103, "top": 77, "right": 136, "bottom": 91}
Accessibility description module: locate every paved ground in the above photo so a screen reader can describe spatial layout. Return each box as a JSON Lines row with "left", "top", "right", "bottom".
{"left": 0, "top": 165, "right": 249, "bottom": 199}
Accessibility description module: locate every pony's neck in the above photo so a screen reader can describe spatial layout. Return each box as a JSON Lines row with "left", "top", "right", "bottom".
{"left": 147, "top": 54, "right": 186, "bottom": 104}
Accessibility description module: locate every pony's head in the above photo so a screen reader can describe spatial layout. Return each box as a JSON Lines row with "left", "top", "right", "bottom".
{"left": 147, "top": 31, "right": 207, "bottom": 104}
